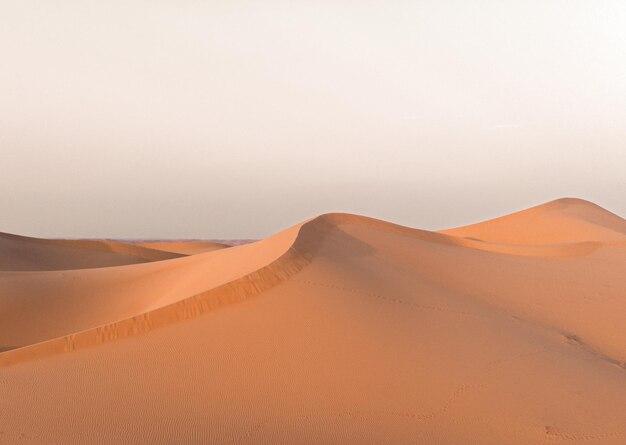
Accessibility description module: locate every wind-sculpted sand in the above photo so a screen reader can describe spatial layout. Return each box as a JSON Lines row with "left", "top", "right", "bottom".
{"left": 1, "top": 198, "right": 625, "bottom": 444}
{"left": 134, "top": 240, "right": 230, "bottom": 255}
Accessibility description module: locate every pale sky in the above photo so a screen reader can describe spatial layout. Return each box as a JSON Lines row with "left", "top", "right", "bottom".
{"left": 1, "top": 1, "right": 625, "bottom": 238}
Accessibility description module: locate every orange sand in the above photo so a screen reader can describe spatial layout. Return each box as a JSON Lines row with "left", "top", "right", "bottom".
{"left": 1, "top": 198, "right": 625, "bottom": 444}
{"left": 135, "top": 240, "right": 230, "bottom": 255}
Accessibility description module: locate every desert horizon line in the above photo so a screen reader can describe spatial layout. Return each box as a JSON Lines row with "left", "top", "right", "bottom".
{"left": 1, "top": 196, "right": 621, "bottom": 242}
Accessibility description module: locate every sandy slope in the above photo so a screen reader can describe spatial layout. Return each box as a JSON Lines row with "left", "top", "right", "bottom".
{"left": 441, "top": 197, "right": 626, "bottom": 244}
{"left": 0, "top": 225, "right": 301, "bottom": 349}
{"left": 1, "top": 198, "right": 625, "bottom": 444}
{"left": 135, "top": 240, "right": 230, "bottom": 255}
{"left": 0, "top": 232, "right": 181, "bottom": 271}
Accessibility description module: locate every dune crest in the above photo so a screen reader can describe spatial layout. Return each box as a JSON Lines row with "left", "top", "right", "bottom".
{"left": 1, "top": 198, "right": 626, "bottom": 444}
{"left": 441, "top": 197, "right": 626, "bottom": 244}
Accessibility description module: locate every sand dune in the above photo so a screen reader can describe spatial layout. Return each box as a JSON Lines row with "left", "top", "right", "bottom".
{"left": 442, "top": 197, "right": 626, "bottom": 244}
{"left": 0, "top": 231, "right": 181, "bottom": 271}
{"left": 1, "top": 198, "right": 625, "bottom": 444}
{"left": 135, "top": 240, "right": 230, "bottom": 255}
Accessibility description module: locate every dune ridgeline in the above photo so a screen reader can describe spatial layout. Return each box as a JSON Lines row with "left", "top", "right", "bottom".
{"left": 1, "top": 198, "right": 625, "bottom": 444}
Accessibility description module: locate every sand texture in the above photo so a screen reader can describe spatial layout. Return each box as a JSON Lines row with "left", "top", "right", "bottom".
{"left": 134, "top": 241, "right": 230, "bottom": 255}
{"left": 1, "top": 198, "right": 625, "bottom": 444}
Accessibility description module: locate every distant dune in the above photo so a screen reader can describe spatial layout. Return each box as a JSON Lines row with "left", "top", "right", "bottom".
{"left": 0, "top": 232, "right": 182, "bottom": 271}
{"left": 442, "top": 197, "right": 626, "bottom": 244}
{"left": 1, "top": 198, "right": 625, "bottom": 444}
{"left": 135, "top": 240, "right": 230, "bottom": 255}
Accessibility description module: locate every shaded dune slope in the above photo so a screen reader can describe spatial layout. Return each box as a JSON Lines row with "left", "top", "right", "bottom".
{"left": 0, "top": 212, "right": 588, "bottom": 353}
{"left": 1, "top": 198, "right": 626, "bottom": 443}
{"left": 1, "top": 201, "right": 625, "bottom": 364}
{"left": 0, "top": 231, "right": 182, "bottom": 271}
{"left": 0, "top": 223, "right": 302, "bottom": 350}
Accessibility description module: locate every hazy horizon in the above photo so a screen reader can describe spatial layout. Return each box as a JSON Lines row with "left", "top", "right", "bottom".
{"left": 1, "top": 1, "right": 625, "bottom": 238}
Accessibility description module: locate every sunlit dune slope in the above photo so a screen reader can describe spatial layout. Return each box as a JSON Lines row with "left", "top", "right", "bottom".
{"left": 1, "top": 198, "right": 625, "bottom": 444}
{"left": 441, "top": 197, "right": 626, "bottom": 244}
{"left": 0, "top": 224, "right": 302, "bottom": 349}
{"left": 2, "top": 210, "right": 602, "bottom": 351}
{"left": 0, "top": 232, "right": 181, "bottom": 271}
{"left": 136, "top": 240, "right": 230, "bottom": 255}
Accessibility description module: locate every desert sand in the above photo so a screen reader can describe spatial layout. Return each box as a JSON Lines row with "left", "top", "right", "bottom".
{"left": 1, "top": 197, "right": 625, "bottom": 444}
{"left": 134, "top": 241, "right": 230, "bottom": 255}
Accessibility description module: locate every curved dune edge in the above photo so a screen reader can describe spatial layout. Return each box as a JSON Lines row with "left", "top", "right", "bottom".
{"left": 0, "top": 213, "right": 427, "bottom": 366}
{"left": 1, "top": 209, "right": 622, "bottom": 367}
{"left": 0, "top": 216, "right": 334, "bottom": 367}
{"left": 0, "top": 250, "right": 308, "bottom": 367}
{"left": 1, "top": 213, "right": 603, "bottom": 356}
